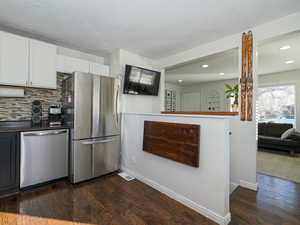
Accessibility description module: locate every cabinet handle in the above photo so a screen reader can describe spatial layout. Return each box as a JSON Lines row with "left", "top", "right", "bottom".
{"left": 24, "top": 130, "right": 68, "bottom": 136}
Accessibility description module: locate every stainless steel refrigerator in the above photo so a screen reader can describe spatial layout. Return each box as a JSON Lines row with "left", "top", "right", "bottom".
{"left": 62, "top": 72, "right": 121, "bottom": 183}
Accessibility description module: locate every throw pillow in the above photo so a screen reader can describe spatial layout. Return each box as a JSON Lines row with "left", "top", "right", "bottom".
{"left": 281, "top": 128, "right": 295, "bottom": 139}
{"left": 289, "top": 131, "right": 300, "bottom": 141}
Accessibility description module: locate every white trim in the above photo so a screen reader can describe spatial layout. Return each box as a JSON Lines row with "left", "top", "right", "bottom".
{"left": 240, "top": 180, "right": 258, "bottom": 191}
{"left": 122, "top": 167, "right": 231, "bottom": 225}
{"left": 230, "top": 182, "right": 239, "bottom": 194}
{"left": 223, "top": 213, "right": 232, "bottom": 225}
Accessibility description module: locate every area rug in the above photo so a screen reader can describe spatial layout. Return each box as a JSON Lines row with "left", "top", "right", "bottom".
{"left": 257, "top": 150, "right": 300, "bottom": 183}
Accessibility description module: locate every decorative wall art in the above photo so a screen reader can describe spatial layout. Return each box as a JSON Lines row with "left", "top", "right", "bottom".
{"left": 240, "top": 31, "right": 254, "bottom": 121}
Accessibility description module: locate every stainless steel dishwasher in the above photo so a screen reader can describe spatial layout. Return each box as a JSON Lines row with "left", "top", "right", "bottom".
{"left": 20, "top": 129, "right": 69, "bottom": 188}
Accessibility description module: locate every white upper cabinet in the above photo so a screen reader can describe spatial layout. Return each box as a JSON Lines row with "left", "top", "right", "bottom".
{"left": 56, "top": 55, "right": 65, "bottom": 73}
{"left": 0, "top": 31, "right": 57, "bottom": 89}
{"left": 89, "top": 62, "right": 109, "bottom": 76}
{"left": 56, "top": 55, "right": 89, "bottom": 73}
{"left": 56, "top": 55, "right": 110, "bottom": 76}
{"left": 29, "top": 39, "right": 57, "bottom": 89}
{"left": 0, "top": 31, "right": 28, "bottom": 86}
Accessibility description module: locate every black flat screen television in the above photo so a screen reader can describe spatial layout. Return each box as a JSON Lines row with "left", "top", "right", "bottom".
{"left": 123, "top": 65, "right": 161, "bottom": 96}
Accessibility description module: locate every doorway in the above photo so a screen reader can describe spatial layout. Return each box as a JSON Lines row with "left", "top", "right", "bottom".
{"left": 256, "top": 31, "right": 300, "bottom": 183}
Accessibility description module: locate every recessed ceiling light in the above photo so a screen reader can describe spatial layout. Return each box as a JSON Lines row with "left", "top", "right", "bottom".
{"left": 219, "top": 72, "right": 225, "bottom": 75}
{"left": 285, "top": 60, "right": 295, "bottom": 64}
{"left": 280, "top": 45, "right": 291, "bottom": 50}
{"left": 202, "top": 64, "right": 209, "bottom": 68}
{"left": 178, "top": 79, "right": 183, "bottom": 83}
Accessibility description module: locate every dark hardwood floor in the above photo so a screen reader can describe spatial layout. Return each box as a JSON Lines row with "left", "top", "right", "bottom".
{"left": 0, "top": 174, "right": 216, "bottom": 225}
{"left": 230, "top": 174, "right": 300, "bottom": 225}
{"left": 0, "top": 173, "right": 299, "bottom": 225}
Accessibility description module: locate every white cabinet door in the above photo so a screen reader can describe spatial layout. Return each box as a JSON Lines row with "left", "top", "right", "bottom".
{"left": 89, "top": 62, "right": 109, "bottom": 76}
{"left": 60, "top": 56, "right": 90, "bottom": 73}
{"left": 0, "top": 32, "right": 28, "bottom": 86}
{"left": 56, "top": 55, "right": 65, "bottom": 73}
{"left": 182, "top": 92, "right": 201, "bottom": 111}
{"left": 29, "top": 40, "right": 57, "bottom": 89}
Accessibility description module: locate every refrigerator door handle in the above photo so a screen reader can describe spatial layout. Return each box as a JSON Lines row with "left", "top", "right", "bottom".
{"left": 92, "top": 75, "right": 101, "bottom": 137}
{"left": 114, "top": 82, "right": 120, "bottom": 127}
{"left": 81, "top": 138, "right": 117, "bottom": 145}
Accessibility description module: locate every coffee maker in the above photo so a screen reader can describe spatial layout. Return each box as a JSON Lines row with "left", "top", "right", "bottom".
{"left": 48, "top": 105, "right": 62, "bottom": 126}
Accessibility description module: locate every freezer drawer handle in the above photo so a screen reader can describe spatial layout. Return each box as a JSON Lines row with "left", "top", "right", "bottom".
{"left": 23, "top": 130, "right": 67, "bottom": 136}
{"left": 81, "top": 138, "right": 116, "bottom": 145}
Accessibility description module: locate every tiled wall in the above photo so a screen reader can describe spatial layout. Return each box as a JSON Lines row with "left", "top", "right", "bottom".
{"left": 0, "top": 74, "right": 69, "bottom": 121}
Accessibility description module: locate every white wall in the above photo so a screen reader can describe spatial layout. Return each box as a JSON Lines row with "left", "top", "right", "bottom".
{"left": 229, "top": 116, "right": 258, "bottom": 192}
{"left": 109, "top": 49, "right": 121, "bottom": 78}
{"left": 180, "top": 79, "right": 239, "bottom": 112}
{"left": 165, "top": 80, "right": 257, "bottom": 193}
{"left": 110, "top": 49, "right": 164, "bottom": 114}
{"left": 165, "top": 83, "right": 182, "bottom": 111}
{"left": 155, "top": 11, "right": 300, "bottom": 191}
{"left": 122, "top": 113, "right": 231, "bottom": 225}
{"left": 258, "top": 69, "right": 300, "bottom": 129}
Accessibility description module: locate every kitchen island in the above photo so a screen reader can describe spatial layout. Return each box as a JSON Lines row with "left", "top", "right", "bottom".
{"left": 121, "top": 112, "right": 232, "bottom": 225}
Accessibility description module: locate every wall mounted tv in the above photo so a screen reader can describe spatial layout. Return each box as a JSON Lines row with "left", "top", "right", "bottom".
{"left": 123, "top": 65, "right": 161, "bottom": 96}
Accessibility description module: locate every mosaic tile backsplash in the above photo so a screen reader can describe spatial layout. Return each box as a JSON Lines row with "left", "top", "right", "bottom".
{"left": 0, "top": 74, "right": 69, "bottom": 121}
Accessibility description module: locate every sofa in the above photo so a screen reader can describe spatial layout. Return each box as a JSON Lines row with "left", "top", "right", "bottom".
{"left": 258, "top": 122, "right": 300, "bottom": 156}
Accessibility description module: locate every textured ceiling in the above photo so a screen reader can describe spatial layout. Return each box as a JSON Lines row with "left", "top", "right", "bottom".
{"left": 0, "top": 0, "right": 300, "bottom": 58}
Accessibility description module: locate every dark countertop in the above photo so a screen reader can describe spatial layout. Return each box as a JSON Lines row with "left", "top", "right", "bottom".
{"left": 0, "top": 120, "right": 73, "bottom": 133}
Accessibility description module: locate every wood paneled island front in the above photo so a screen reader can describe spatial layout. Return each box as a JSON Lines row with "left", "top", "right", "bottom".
{"left": 143, "top": 121, "right": 200, "bottom": 167}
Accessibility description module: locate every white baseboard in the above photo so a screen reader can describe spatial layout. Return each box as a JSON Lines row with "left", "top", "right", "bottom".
{"left": 223, "top": 213, "right": 231, "bottom": 225}
{"left": 122, "top": 167, "right": 231, "bottom": 225}
{"left": 240, "top": 180, "right": 258, "bottom": 191}
{"left": 230, "top": 182, "right": 239, "bottom": 194}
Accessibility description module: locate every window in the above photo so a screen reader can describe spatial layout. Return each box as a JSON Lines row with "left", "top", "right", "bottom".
{"left": 257, "top": 85, "right": 295, "bottom": 126}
